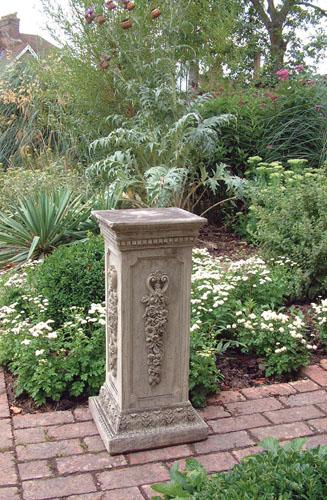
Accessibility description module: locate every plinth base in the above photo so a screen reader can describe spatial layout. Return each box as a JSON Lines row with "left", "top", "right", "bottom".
{"left": 89, "top": 396, "right": 208, "bottom": 455}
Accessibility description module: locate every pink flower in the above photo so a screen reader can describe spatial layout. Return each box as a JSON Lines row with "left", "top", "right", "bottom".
{"left": 276, "top": 69, "right": 290, "bottom": 81}
{"left": 295, "top": 64, "right": 305, "bottom": 73}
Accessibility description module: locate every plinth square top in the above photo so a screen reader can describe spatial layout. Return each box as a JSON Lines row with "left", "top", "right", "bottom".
{"left": 92, "top": 208, "right": 207, "bottom": 230}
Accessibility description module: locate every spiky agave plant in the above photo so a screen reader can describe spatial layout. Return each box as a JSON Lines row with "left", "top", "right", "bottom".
{"left": 0, "top": 189, "right": 93, "bottom": 266}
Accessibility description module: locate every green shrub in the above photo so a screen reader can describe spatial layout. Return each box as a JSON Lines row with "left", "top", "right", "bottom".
{"left": 189, "top": 330, "right": 223, "bottom": 408}
{"left": 312, "top": 298, "right": 327, "bottom": 348}
{"left": 245, "top": 167, "right": 327, "bottom": 299}
{"left": 0, "top": 163, "right": 86, "bottom": 213}
{"left": 32, "top": 236, "right": 105, "bottom": 325}
{"left": 202, "top": 76, "right": 327, "bottom": 172}
{"left": 0, "top": 245, "right": 316, "bottom": 407}
{"left": 152, "top": 438, "right": 327, "bottom": 499}
{"left": 0, "top": 296, "right": 105, "bottom": 406}
{"left": 231, "top": 308, "right": 314, "bottom": 376}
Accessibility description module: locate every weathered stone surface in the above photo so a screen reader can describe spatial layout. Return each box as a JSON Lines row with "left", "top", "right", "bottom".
{"left": 90, "top": 208, "right": 208, "bottom": 454}
{"left": 194, "top": 431, "right": 254, "bottom": 454}
{"left": 13, "top": 410, "right": 74, "bottom": 429}
{"left": 241, "top": 383, "right": 295, "bottom": 399}
{"left": 209, "top": 413, "right": 270, "bottom": 434}
{"left": 0, "top": 452, "right": 18, "bottom": 486}
{"left": 279, "top": 390, "right": 327, "bottom": 408}
{"left": 226, "top": 397, "right": 282, "bottom": 416}
{"left": 16, "top": 438, "right": 83, "bottom": 461}
{"left": 0, "top": 487, "right": 19, "bottom": 500}
{"left": 127, "top": 444, "right": 193, "bottom": 465}
{"left": 18, "top": 460, "right": 52, "bottom": 481}
{"left": 23, "top": 474, "right": 97, "bottom": 499}
{"left": 264, "top": 405, "right": 324, "bottom": 424}
{"left": 97, "top": 463, "right": 169, "bottom": 490}
{"left": 0, "top": 419, "right": 13, "bottom": 448}
{"left": 251, "top": 422, "right": 313, "bottom": 441}
{"left": 56, "top": 452, "right": 127, "bottom": 474}
{"left": 301, "top": 365, "right": 327, "bottom": 386}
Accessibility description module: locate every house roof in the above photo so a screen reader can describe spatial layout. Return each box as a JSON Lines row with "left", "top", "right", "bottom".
{"left": 0, "top": 13, "right": 55, "bottom": 62}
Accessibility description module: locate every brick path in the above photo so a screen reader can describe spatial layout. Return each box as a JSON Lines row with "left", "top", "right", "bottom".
{"left": 2, "top": 364, "right": 327, "bottom": 499}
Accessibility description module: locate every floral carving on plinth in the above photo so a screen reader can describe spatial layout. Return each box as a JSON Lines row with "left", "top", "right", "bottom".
{"left": 107, "top": 265, "right": 118, "bottom": 377}
{"left": 141, "top": 270, "right": 169, "bottom": 386}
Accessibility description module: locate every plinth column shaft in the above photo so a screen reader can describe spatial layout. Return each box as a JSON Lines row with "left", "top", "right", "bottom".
{"left": 89, "top": 208, "right": 208, "bottom": 454}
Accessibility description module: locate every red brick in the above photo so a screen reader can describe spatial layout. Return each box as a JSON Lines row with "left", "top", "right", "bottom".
{"left": 18, "top": 460, "right": 52, "bottom": 480}
{"left": 14, "top": 426, "right": 47, "bottom": 445}
{"left": 226, "top": 397, "right": 282, "bottom": 416}
{"left": 67, "top": 495, "right": 103, "bottom": 500}
{"left": 57, "top": 452, "right": 127, "bottom": 474}
{"left": 264, "top": 405, "right": 324, "bottom": 424}
{"left": 233, "top": 446, "right": 263, "bottom": 461}
{"left": 13, "top": 410, "right": 74, "bottom": 429}
{"left": 97, "top": 463, "right": 169, "bottom": 490}
{"left": 0, "top": 372, "right": 5, "bottom": 395}
{"left": 0, "top": 394, "right": 10, "bottom": 419}
{"left": 0, "top": 487, "right": 19, "bottom": 499}
{"left": 102, "top": 488, "right": 144, "bottom": 499}
{"left": 194, "top": 431, "right": 254, "bottom": 454}
{"left": 47, "top": 421, "right": 98, "bottom": 440}
{"left": 251, "top": 422, "right": 313, "bottom": 441}
{"left": 290, "top": 379, "right": 320, "bottom": 393}
{"left": 241, "top": 383, "right": 295, "bottom": 400}
{"left": 73, "top": 407, "right": 92, "bottom": 422}
{"left": 0, "top": 419, "right": 13, "bottom": 449}
{"left": 23, "top": 474, "right": 97, "bottom": 500}
{"left": 17, "top": 438, "right": 83, "bottom": 461}
{"left": 209, "top": 413, "right": 270, "bottom": 434}
{"left": 308, "top": 417, "right": 327, "bottom": 432}
{"left": 208, "top": 390, "right": 245, "bottom": 405}
{"left": 196, "top": 452, "right": 237, "bottom": 473}
{"left": 128, "top": 444, "right": 192, "bottom": 465}
{"left": 142, "top": 484, "right": 165, "bottom": 500}
{"left": 280, "top": 390, "right": 327, "bottom": 407}
{"left": 0, "top": 452, "right": 18, "bottom": 486}
{"left": 301, "top": 365, "right": 327, "bottom": 386}
{"left": 305, "top": 434, "right": 327, "bottom": 449}
{"left": 197, "top": 405, "right": 230, "bottom": 421}
{"left": 317, "top": 402, "right": 327, "bottom": 414}
{"left": 83, "top": 435, "right": 106, "bottom": 452}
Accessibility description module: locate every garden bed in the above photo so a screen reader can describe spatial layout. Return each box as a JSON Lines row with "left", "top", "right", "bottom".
{"left": 0, "top": 229, "right": 326, "bottom": 413}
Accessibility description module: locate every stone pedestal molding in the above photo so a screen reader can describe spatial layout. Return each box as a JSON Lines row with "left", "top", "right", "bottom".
{"left": 89, "top": 208, "right": 209, "bottom": 454}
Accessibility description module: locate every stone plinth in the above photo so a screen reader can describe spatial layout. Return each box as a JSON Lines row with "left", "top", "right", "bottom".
{"left": 89, "top": 208, "right": 208, "bottom": 454}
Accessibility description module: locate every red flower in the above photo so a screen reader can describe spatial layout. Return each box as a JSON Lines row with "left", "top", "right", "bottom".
{"left": 264, "top": 92, "right": 278, "bottom": 102}
{"left": 276, "top": 69, "right": 290, "bottom": 81}
{"left": 295, "top": 64, "right": 305, "bottom": 73}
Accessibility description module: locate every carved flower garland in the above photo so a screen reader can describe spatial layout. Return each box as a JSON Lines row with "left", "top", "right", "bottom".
{"left": 141, "top": 270, "right": 169, "bottom": 386}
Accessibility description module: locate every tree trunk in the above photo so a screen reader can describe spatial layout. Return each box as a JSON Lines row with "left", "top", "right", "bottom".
{"left": 188, "top": 60, "right": 200, "bottom": 91}
{"left": 253, "top": 51, "right": 261, "bottom": 77}
{"left": 269, "top": 25, "right": 287, "bottom": 71}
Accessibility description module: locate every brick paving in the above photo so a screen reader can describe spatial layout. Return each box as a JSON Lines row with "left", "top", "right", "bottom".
{"left": 2, "top": 364, "right": 327, "bottom": 499}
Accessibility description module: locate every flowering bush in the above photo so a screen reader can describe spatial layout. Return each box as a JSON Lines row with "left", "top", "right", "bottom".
{"left": 0, "top": 295, "right": 105, "bottom": 406}
{"left": 0, "top": 245, "right": 322, "bottom": 407}
{"left": 244, "top": 161, "right": 327, "bottom": 299}
{"left": 190, "top": 249, "right": 311, "bottom": 398}
{"left": 311, "top": 299, "right": 327, "bottom": 348}
{"left": 231, "top": 309, "right": 316, "bottom": 376}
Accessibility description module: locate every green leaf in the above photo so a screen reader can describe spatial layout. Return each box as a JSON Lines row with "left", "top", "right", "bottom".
{"left": 259, "top": 437, "right": 281, "bottom": 453}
